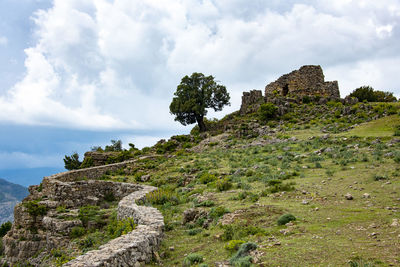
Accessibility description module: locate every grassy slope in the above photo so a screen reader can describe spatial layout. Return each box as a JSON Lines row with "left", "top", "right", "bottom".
{"left": 34, "top": 102, "right": 400, "bottom": 267}
{"left": 105, "top": 111, "right": 400, "bottom": 266}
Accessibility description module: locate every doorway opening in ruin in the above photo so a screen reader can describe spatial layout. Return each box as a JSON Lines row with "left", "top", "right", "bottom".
{"left": 282, "top": 84, "right": 289, "bottom": 96}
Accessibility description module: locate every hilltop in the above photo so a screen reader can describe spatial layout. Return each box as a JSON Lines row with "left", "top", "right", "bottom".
{"left": 1, "top": 66, "right": 400, "bottom": 266}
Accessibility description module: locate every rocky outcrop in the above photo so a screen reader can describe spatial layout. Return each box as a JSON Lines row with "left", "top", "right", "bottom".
{"left": 240, "top": 90, "right": 264, "bottom": 115}
{"left": 265, "top": 65, "right": 340, "bottom": 100}
{"left": 83, "top": 151, "right": 118, "bottom": 166}
{"left": 2, "top": 157, "right": 164, "bottom": 267}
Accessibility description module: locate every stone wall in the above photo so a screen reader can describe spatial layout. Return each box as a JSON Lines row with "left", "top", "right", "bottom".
{"left": 2, "top": 157, "right": 164, "bottom": 266}
{"left": 63, "top": 185, "right": 164, "bottom": 267}
{"left": 264, "top": 65, "right": 340, "bottom": 100}
{"left": 239, "top": 90, "right": 264, "bottom": 115}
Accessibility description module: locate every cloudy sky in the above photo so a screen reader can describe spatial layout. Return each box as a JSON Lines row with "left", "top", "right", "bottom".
{"left": 0, "top": 0, "right": 399, "bottom": 186}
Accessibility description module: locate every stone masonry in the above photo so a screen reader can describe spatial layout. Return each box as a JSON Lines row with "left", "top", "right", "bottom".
{"left": 239, "top": 65, "right": 341, "bottom": 114}
{"left": 264, "top": 65, "right": 340, "bottom": 99}
{"left": 240, "top": 90, "right": 264, "bottom": 115}
{"left": 2, "top": 157, "right": 164, "bottom": 267}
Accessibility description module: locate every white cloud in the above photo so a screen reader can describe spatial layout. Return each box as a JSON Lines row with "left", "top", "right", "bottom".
{"left": 0, "top": 36, "right": 7, "bottom": 45}
{"left": 0, "top": 0, "right": 399, "bottom": 130}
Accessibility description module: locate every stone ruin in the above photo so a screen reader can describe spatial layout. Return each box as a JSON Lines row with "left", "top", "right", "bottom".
{"left": 264, "top": 65, "right": 340, "bottom": 99}
{"left": 240, "top": 65, "right": 344, "bottom": 114}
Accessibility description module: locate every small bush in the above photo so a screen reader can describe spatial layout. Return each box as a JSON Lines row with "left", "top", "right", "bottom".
{"left": 216, "top": 178, "right": 232, "bottom": 192}
{"left": 24, "top": 200, "right": 48, "bottom": 217}
{"left": 106, "top": 217, "right": 136, "bottom": 238}
{"left": 230, "top": 242, "right": 257, "bottom": 266}
{"left": 277, "top": 214, "right": 296, "bottom": 226}
{"left": 141, "top": 189, "right": 179, "bottom": 206}
{"left": 80, "top": 156, "right": 94, "bottom": 169}
{"left": 259, "top": 103, "right": 278, "bottom": 121}
{"left": 78, "top": 205, "right": 100, "bottom": 227}
{"left": 183, "top": 253, "right": 203, "bottom": 266}
{"left": 199, "top": 172, "right": 217, "bottom": 184}
{"left": 0, "top": 221, "right": 12, "bottom": 237}
{"left": 373, "top": 174, "right": 388, "bottom": 181}
{"left": 70, "top": 226, "right": 86, "bottom": 238}
{"left": 225, "top": 240, "right": 246, "bottom": 252}
{"left": 209, "top": 206, "right": 229, "bottom": 220}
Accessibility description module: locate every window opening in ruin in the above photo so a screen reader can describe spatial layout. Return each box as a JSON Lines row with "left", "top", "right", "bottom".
{"left": 282, "top": 84, "right": 289, "bottom": 96}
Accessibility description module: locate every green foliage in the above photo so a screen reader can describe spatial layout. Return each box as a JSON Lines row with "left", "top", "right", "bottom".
{"left": 80, "top": 156, "right": 94, "bottom": 169}
{"left": 78, "top": 205, "right": 101, "bottom": 227}
{"left": 208, "top": 206, "right": 229, "bottom": 220}
{"left": 51, "top": 249, "right": 74, "bottom": 266}
{"left": 70, "top": 226, "right": 86, "bottom": 238}
{"left": 277, "top": 213, "right": 296, "bottom": 225}
{"left": 373, "top": 174, "right": 388, "bottom": 181}
{"left": 63, "top": 152, "right": 81, "bottom": 170}
{"left": 394, "top": 125, "right": 400, "bottom": 136}
{"left": 349, "top": 86, "right": 397, "bottom": 102}
{"left": 105, "top": 140, "right": 123, "bottom": 152}
{"left": 170, "top": 72, "right": 230, "bottom": 132}
{"left": 106, "top": 217, "right": 136, "bottom": 238}
{"left": 24, "top": 200, "right": 48, "bottom": 217}
{"left": 258, "top": 103, "right": 278, "bottom": 121}
{"left": 183, "top": 253, "right": 204, "bottom": 266}
{"left": 224, "top": 240, "right": 246, "bottom": 252}
{"left": 198, "top": 172, "right": 217, "bottom": 184}
{"left": 230, "top": 242, "right": 257, "bottom": 267}
{"left": 0, "top": 221, "right": 12, "bottom": 237}
{"left": 216, "top": 178, "right": 232, "bottom": 192}
{"left": 141, "top": 189, "right": 179, "bottom": 205}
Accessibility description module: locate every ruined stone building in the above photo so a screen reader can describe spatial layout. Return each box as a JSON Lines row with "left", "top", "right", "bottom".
{"left": 264, "top": 65, "right": 340, "bottom": 99}
{"left": 240, "top": 65, "right": 341, "bottom": 114}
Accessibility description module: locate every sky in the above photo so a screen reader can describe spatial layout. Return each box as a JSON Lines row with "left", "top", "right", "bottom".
{"left": 0, "top": 0, "right": 399, "bottom": 186}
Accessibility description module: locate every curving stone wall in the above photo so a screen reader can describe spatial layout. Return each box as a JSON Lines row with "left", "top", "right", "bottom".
{"left": 3, "top": 156, "right": 164, "bottom": 266}
{"left": 63, "top": 185, "right": 164, "bottom": 267}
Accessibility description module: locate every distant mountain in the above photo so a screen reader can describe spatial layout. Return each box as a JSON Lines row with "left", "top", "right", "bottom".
{"left": 0, "top": 178, "right": 29, "bottom": 224}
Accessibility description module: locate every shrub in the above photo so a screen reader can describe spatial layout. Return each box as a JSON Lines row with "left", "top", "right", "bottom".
{"left": 105, "top": 140, "right": 123, "bottom": 152}
{"left": 78, "top": 205, "right": 100, "bottom": 227}
{"left": 224, "top": 240, "right": 246, "bottom": 252}
{"left": 209, "top": 206, "right": 229, "bottom": 220}
{"left": 0, "top": 221, "right": 12, "bottom": 237}
{"left": 259, "top": 103, "right": 278, "bottom": 121}
{"left": 106, "top": 217, "right": 136, "bottom": 238}
{"left": 230, "top": 242, "right": 257, "bottom": 266}
{"left": 63, "top": 152, "right": 81, "bottom": 170}
{"left": 277, "top": 214, "right": 296, "bottom": 225}
{"left": 373, "top": 174, "right": 388, "bottom": 181}
{"left": 141, "top": 189, "right": 179, "bottom": 205}
{"left": 199, "top": 172, "right": 217, "bottom": 184}
{"left": 349, "top": 86, "right": 397, "bottom": 102}
{"left": 24, "top": 200, "right": 48, "bottom": 217}
{"left": 80, "top": 156, "right": 94, "bottom": 169}
{"left": 70, "top": 226, "right": 86, "bottom": 238}
{"left": 216, "top": 178, "right": 232, "bottom": 192}
{"left": 183, "top": 253, "right": 203, "bottom": 266}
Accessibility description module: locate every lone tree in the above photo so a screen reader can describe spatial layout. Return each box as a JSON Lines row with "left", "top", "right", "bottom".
{"left": 169, "top": 73, "right": 230, "bottom": 132}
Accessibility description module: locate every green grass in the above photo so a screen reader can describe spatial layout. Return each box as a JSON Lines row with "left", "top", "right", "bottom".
{"left": 341, "top": 115, "right": 400, "bottom": 137}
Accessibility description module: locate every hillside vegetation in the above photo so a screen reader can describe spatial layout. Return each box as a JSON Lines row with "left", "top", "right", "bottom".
{"left": 84, "top": 101, "right": 400, "bottom": 266}
{"left": 2, "top": 100, "right": 400, "bottom": 267}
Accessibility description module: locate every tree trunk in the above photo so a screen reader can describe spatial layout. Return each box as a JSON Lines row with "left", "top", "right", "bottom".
{"left": 196, "top": 115, "right": 206, "bottom": 132}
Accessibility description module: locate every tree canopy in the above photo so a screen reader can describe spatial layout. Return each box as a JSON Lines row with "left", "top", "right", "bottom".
{"left": 169, "top": 73, "right": 230, "bottom": 132}
{"left": 349, "top": 86, "right": 397, "bottom": 102}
